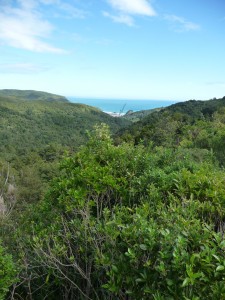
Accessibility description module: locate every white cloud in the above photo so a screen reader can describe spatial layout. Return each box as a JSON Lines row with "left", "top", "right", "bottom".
{"left": 165, "top": 15, "right": 200, "bottom": 32}
{"left": 104, "top": 0, "right": 156, "bottom": 26}
{"left": 18, "top": 0, "right": 38, "bottom": 10}
{"left": 39, "top": 0, "right": 86, "bottom": 19}
{"left": 39, "top": 0, "right": 59, "bottom": 4}
{"left": 107, "top": 0, "right": 156, "bottom": 16}
{"left": 103, "top": 11, "right": 134, "bottom": 26}
{"left": 0, "top": 1, "right": 72, "bottom": 53}
{"left": 55, "top": 2, "right": 86, "bottom": 19}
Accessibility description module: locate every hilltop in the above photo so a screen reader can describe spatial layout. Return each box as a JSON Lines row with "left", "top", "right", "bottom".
{"left": 0, "top": 89, "right": 68, "bottom": 102}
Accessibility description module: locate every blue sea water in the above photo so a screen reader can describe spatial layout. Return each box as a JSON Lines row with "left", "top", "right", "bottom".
{"left": 68, "top": 97, "right": 178, "bottom": 113}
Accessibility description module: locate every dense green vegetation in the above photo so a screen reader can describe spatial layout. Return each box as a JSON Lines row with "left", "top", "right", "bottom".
{"left": 1, "top": 93, "right": 225, "bottom": 299}
{"left": 118, "top": 96, "right": 225, "bottom": 164}
{"left": 0, "top": 90, "right": 130, "bottom": 206}
{"left": 0, "top": 91, "right": 129, "bottom": 160}
{"left": 122, "top": 107, "right": 162, "bottom": 122}
{"left": 0, "top": 240, "right": 16, "bottom": 300}
{"left": 0, "top": 89, "right": 68, "bottom": 102}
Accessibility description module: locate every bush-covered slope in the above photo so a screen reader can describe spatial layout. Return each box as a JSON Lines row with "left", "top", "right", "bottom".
{"left": 121, "top": 107, "right": 162, "bottom": 122}
{"left": 117, "top": 96, "right": 225, "bottom": 165}
{"left": 0, "top": 93, "right": 130, "bottom": 160}
{"left": 0, "top": 91, "right": 131, "bottom": 204}
{"left": 7, "top": 125, "right": 225, "bottom": 300}
{"left": 2, "top": 96, "right": 225, "bottom": 299}
{"left": 0, "top": 89, "right": 68, "bottom": 102}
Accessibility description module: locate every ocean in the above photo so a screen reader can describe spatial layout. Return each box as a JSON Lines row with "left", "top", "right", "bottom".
{"left": 68, "top": 98, "right": 178, "bottom": 114}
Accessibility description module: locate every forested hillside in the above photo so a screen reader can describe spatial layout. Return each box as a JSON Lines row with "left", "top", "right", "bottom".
{"left": 117, "top": 96, "right": 225, "bottom": 165}
{"left": 0, "top": 90, "right": 130, "bottom": 205}
{"left": 1, "top": 94, "right": 225, "bottom": 300}
{"left": 0, "top": 93, "right": 130, "bottom": 160}
{"left": 122, "top": 107, "right": 162, "bottom": 122}
{"left": 0, "top": 89, "right": 68, "bottom": 102}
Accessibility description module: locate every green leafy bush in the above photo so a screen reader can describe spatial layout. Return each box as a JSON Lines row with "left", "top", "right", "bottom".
{"left": 0, "top": 240, "right": 16, "bottom": 300}
{"left": 9, "top": 125, "right": 225, "bottom": 299}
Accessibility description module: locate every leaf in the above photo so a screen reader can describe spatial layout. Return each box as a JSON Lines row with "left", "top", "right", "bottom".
{"left": 112, "top": 265, "right": 118, "bottom": 273}
{"left": 140, "top": 244, "right": 147, "bottom": 251}
{"left": 136, "top": 278, "right": 145, "bottom": 283}
{"left": 216, "top": 265, "right": 224, "bottom": 272}
{"left": 45, "top": 273, "right": 50, "bottom": 283}
{"left": 125, "top": 248, "right": 135, "bottom": 258}
{"left": 166, "top": 279, "right": 174, "bottom": 286}
{"left": 102, "top": 283, "right": 109, "bottom": 289}
{"left": 213, "top": 254, "right": 221, "bottom": 262}
{"left": 125, "top": 290, "right": 133, "bottom": 295}
{"left": 182, "top": 278, "right": 190, "bottom": 287}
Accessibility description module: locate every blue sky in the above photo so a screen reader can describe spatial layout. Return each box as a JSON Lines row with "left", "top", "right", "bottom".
{"left": 0, "top": 0, "right": 224, "bottom": 101}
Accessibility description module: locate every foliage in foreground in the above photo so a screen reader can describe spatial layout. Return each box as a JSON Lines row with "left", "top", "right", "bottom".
{"left": 0, "top": 240, "right": 16, "bottom": 300}
{"left": 7, "top": 125, "right": 225, "bottom": 300}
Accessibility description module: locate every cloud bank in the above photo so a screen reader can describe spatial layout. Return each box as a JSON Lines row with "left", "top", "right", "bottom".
{"left": 0, "top": 0, "right": 83, "bottom": 53}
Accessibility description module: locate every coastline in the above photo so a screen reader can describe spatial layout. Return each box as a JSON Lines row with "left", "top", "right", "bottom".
{"left": 68, "top": 98, "right": 178, "bottom": 113}
{"left": 104, "top": 111, "right": 126, "bottom": 117}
